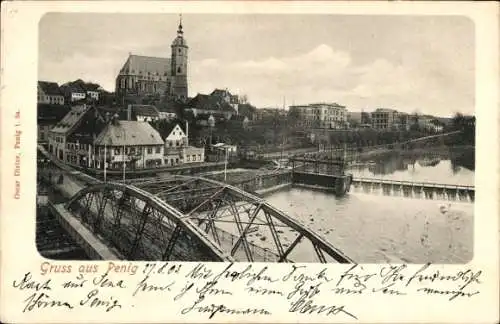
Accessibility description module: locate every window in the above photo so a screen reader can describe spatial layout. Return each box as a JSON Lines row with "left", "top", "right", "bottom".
{"left": 114, "top": 148, "right": 121, "bottom": 155}
{"left": 177, "top": 67, "right": 181, "bottom": 73}
{"left": 147, "top": 147, "right": 153, "bottom": 154}
{"left": 178, "top": 48, "right": 181, "bottom": 53}
{"left": 187, "top": 155, "right": 190, "bottom": 161}
{"left": 176, "top": 158, "right": 179, "bottom": 164}
{"left": 198, "top": 154, "right": 201, "bottom": 161}
{"left": 192, "top": 155, "right": 196, "bottom": 161}
{"left": 155, "top": 146, "right": 161, "bottom": 153}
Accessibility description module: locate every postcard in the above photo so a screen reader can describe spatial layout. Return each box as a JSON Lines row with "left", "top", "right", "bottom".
{"left": 0, "top": 1, "right": 498, "bottom": 323}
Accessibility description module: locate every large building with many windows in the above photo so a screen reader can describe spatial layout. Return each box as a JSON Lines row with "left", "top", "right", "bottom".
{"left": 370, "top": 108, "right": 411, "bottom": 130}
{"left": 289, "top": 103, "right": 347, "bottom": 129}
{"left": 115, "top": 17, "right": 188, "bottom": 103}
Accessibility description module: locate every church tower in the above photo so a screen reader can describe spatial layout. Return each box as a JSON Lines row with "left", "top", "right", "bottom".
{"left": 169, "top": 15, "right": 188, "bottom": 101}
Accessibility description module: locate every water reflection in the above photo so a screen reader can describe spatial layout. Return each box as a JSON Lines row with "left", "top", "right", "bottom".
{"left": 348, "top": 148, "right": 475, "bottom": 186}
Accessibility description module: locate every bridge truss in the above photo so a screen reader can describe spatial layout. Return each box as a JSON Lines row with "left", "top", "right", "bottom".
{"left": 66, "top": 175, "right": 353, "bottom": 263}
{"left": 130, "top": 175, "right": 354, "bottom": 263}
{"left": 66, "top": 182, "right": 230, "bottom": 262}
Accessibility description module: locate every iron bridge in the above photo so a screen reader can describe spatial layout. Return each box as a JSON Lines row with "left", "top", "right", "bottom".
{"left": 64, "top": 174, "right": 354, "bottom": 263}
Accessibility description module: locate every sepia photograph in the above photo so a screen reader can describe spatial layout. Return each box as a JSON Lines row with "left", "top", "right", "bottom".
{"left": 36, "top": 13, "right": 475, "bottom": 264}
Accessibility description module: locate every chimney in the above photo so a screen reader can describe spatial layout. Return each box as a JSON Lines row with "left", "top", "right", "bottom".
{"left": 112, "top": 113, "right": 120, "bottom": 126}
{"left": 127, "top": 104, "right": 132, "bottom": 121}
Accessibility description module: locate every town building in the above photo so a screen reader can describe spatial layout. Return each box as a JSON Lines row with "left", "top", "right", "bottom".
{"left": 37, "top": 103, "right": 69, "bottom": 143}
{"left": 289, "top": 103, "right": 347, "bottom": 129}
{"left": 60, "top": 82, "right": 86, "bottom": 103}
{"left": 162, "top": 123, "right": 204, "bottom": 166}
{"left": 398, "top": 112, "right": 410, "bottom": 131}
{"left": 210, "top": 89, "right": 239, "bottom": 112}
{"left": 115, "top": 17, "right": 188, "bottom": 103}
{"left": 38, "top": 81, "right": 65, "bottom": 105}
{"left": 48, "top": 104, "right": 107, "bottom": 165}
{"left": 371, "top": 108, "right": 400, "bottom": 130}
{"left": 186, "top": 93, "right": 236, "bottom": 120}
{"left": 81, "top": 82, "right": 102, "bottom": 101}
{"left": 126, "top": 104, "right": 160, "bottom": 122}
{"left": 418, "top": 116, "right": 444, "bottom": 133}
{"left": 94, "top": 119, "right": 165, "bottom": 169}
{"left": 254, "top": 108, "right": 288, "bottom": 121}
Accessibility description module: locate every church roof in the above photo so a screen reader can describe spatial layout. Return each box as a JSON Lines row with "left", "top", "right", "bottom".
{"left": 119, "top": 54, "right": 171, "bottom": 77}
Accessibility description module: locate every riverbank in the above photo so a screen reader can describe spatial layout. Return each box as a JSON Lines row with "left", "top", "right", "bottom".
{"left": 355, "top": 145, "right": 475, "bottom": 163}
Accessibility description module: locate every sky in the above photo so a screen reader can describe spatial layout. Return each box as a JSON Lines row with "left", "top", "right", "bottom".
{"left": 39, "top": 13, "right": 475, "bottom": 117}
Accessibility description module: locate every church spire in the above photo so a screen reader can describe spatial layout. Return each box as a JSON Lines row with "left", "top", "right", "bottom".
{"left": 177, "top": 14, "right": 183, "bottom": 36}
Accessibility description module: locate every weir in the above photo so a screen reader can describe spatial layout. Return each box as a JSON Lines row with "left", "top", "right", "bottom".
{"left": 289, "top": 158, "right": 353, "bottom": 196}
{"left": 351, "top": 178, "right": 474, "bottom": 202}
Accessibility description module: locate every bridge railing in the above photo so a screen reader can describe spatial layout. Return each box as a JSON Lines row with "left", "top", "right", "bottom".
{"left": 352, "top": 177, "right": 474, "bottom": 190}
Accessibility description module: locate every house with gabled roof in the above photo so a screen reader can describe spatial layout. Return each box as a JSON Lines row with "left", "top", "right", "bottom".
{"left": 38, "top": 81, "right": 65, "bottom": 105}
{"left": 60, "top": 82, "right": 87, "bottom": 103}
{"left": 186, "top": 93, "right": 236, "bottom": 120}
{"left": 94, "top": 118, "right": 165, "bottom": 169}
{"left": 126, "top": 104, "right": 160, "bottom": 122}
{"left": 48, "top": 104, "right": 107, "bottom": 166}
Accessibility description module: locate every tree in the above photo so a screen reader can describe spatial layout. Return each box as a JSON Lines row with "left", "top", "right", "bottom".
{"left": 452, "top": 112, "right": 465, "bottom": 130}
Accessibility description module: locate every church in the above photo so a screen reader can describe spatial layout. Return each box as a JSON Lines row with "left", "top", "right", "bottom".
{"left": 115, "top": 17, "right": 188, "bottom": 103}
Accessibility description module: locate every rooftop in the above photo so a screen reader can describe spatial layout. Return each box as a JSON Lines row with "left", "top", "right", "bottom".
{"left": 51, "top": 105, "right": 89, "bottom": 134}
{"left": 61, "top": 82, "right": 86, "bottom": 94}
{"left": 119, "top": 54, "right": 171, "bottom": 77}
{"left": 38, "top": 81, "right": 63, "bottom": 96}
{"left": 94, "top": 120, "right": 164, "bottom": 146}
{"left": 129, "top": 104, "right": 160, "bottom": 117}
{"left": 188, "top": 94, "right": 235, "bottom": 112}
{"left": 37, "top": 103, "right": 70, "bottom": 123}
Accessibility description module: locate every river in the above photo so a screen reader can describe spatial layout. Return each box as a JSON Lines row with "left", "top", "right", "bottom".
{"left": 346, "top": 149, "right": 475, "bottom": 186}
{"left": 263, "top": 150, "right": 474, "bottom": 263}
